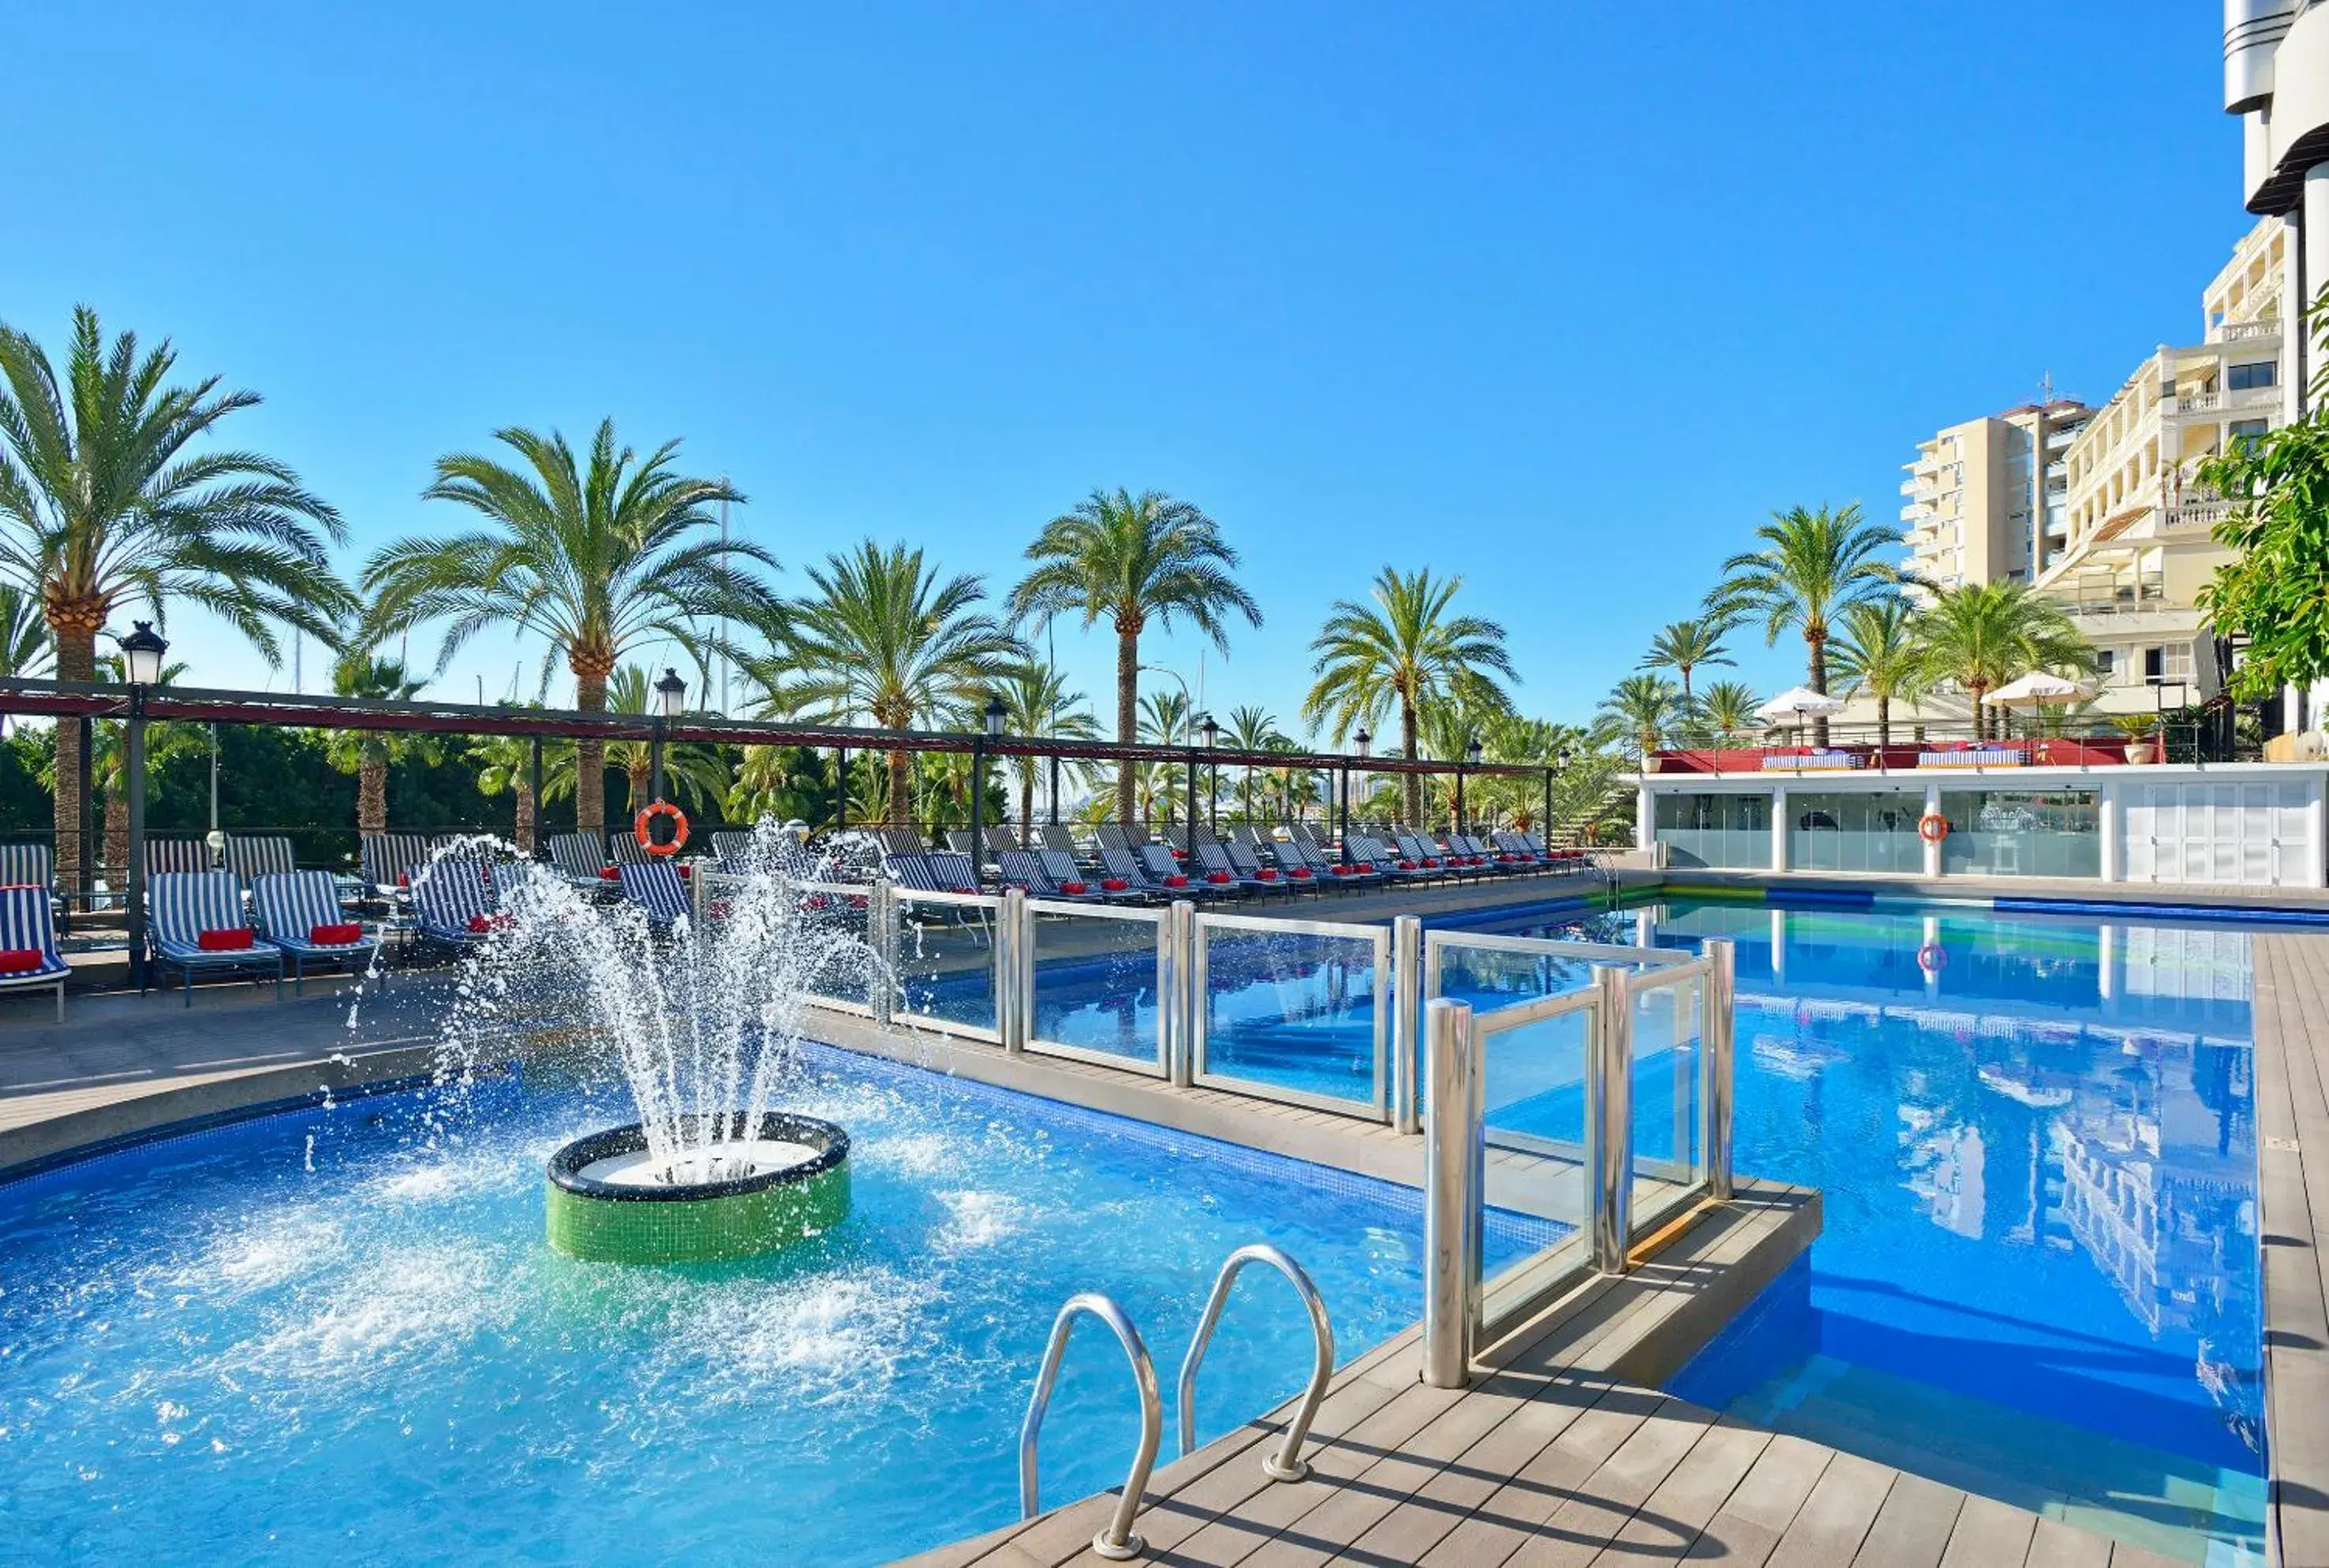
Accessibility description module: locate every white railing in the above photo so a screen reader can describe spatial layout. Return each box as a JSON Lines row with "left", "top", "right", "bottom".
{"left": 2209, "top": 319, "right": 2279, "bottom": 343}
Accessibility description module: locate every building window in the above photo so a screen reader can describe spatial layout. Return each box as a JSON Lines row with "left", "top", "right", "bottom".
{"left": 2144, "top": 648, "right": 2163, "bottom": 682}
{"left": 2228, "top": 361, "right": 2277, "bottom": 390}
{"left": 1788, "top": 791, "right": 1925, "bottom": 874}
{"left": 1654, "top": 793, "right": 1770, "bottom": 870}
{"left": 2163, "top": 644, "right": 2195, "bottom": 681}
{"left": 2095, "top": 649, "right": 2115, "bottom": 678}
{"left": 1938, "top": 790, "right": 2100, "bottom": 878}
{"left": 2230, "top": 418, "right": 2270, "bottom": 446}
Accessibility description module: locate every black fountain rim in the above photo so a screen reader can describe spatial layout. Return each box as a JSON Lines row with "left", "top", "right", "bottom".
{"left": 546, "top": 1113, "right": 850, "bottom": 1203}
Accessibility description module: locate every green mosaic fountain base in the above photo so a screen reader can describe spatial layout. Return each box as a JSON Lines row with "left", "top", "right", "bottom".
{"left": 544, "top": 1114, "right": 850, "bottom": 1264}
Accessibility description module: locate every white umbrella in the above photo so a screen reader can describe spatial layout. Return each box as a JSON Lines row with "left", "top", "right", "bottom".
{"left": 1755, "top": 685, "right": 1846, "bottom": 722}
{"left": 1986, "top": 670, "right": 2095, "bottom": 707}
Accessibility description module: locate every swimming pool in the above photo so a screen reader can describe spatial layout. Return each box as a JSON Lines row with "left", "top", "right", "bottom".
{"left": 1461, "top": 894, "right": 2266, "bottom": 1565}
{"left": 0, "top": 1046, "right": 1546, "bottom": 1566}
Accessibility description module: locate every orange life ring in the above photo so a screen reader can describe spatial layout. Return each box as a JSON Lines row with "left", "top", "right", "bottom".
{"left": 1917, "top": 811, "right": 1950, "bottom": 845}
{"left": 1917, "top": 942, "right": 1947, "bottom": 974}
{"left": 635, "top": 801, "right": 689, "bottom": 857}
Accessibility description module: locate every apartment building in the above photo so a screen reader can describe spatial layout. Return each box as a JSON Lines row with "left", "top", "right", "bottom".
{"left": 1900, "top": 400, "right": 2092, "bottom": 595}
{"left": 2043, "top": 221, "right": 2290, "bottom": 715}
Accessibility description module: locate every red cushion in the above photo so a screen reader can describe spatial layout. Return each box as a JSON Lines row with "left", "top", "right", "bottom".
{"left": 1206, "top": 872, "right": 1232, "bottom": 884}
{"left": 1061, "top": 881, "right": 1089, "bottom": 894}
{"left": 676, "top": 863, "right": 692, "bottom": 879}
{"left": 1255, "top": 868, "right": 1280, "bottom": 881}
{"left": 310, "top": 922, "right": 363, "bottom": 946}
{"left": 466, "top": 913, "right": 514, "bottom": 934}
{"left": 0, "top": 948, "right": 44, "bottom": 974}
{"left": 197, "top": 927, "right": 255, "bottom": 951}
{"left": 1101, "top": 878, "right": 1129, "bottom": 891}
{"left": 1398, "top": 860, "right": 1416, "bottom": 870}
{"left": 599, "top": 867, "right": 620, "bottom": 880}
{"left": 1289, "top": 866, "right": 1314, "bottom": 879}
{"left": 1164, "top": 874, "right": 1189, "bottom": 887}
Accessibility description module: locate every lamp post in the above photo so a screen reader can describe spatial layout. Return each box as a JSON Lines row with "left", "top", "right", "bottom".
{"left": 1353, "top": 726, "right": 1371, "bottom": 831}
{"left": 119, "top": 621, "right": 167, "bottom": 987}
{"left": 971, "top": 694, "right": 1004, "bottom": 883}
{"left": 205, "top": 723, "right": 225, "bottom": 868}
{"left": 1199, "top": 711, "right": 1219, "bottom": 836}
{"left": 1457, "top": 735, "right": 1482, "bottom": 834}
{"left": 650, "top": 668, "right": 685, "bottom": 804}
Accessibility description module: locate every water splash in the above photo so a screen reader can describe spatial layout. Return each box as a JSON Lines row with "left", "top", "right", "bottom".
{"left": 416, "top": 823, "right": 888, "bottom": 1180}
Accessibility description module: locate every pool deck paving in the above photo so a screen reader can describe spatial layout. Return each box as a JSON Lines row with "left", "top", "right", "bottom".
{"left": 2249, "top": 932, "right": 2329, "bottom": 1568}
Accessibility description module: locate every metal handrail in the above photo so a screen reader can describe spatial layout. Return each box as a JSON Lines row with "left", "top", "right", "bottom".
{"left": 1019, "top": 1292, "right": 1163, "bottom": 1561}
{"left": 1175, "top": 1244, "right": 1335, "bottom": 1482}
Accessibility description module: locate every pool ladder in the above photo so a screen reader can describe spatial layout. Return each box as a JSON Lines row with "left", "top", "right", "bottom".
{"left": 1018, "top": 1244, "right": 1336, "bottom": 1560}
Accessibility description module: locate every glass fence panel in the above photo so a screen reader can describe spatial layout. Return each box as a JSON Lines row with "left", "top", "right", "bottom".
{"left": 1786, "top": 790, "right": 1925, "bottom": 873}
{"left": 1196, "top": 921, "right": 1385, "bottom": 1111}
{"left": 1477, "top": 999, "right": 1594, "bottom": 1337}
{"left": 1654, "top": 790, "right": 1771, "bottom": 869}
{"left": 1026, "top": 905, "right": 1167, "bottom": 1072}
{"left": 1628, "top": 969, "right": 1706, "bottom": 1231}
{"left": 1434, "top": 942, "right": 1605, "bottom": 1014}
{"left": 892, "top": 890, "right": 1000, "bottom": 1039}
{"left": 794, "top": 882, "right": 879, "bottom": 1014}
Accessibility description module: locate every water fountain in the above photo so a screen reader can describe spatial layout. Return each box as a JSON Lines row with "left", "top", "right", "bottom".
{"left": 421, "top": 828, "right": 883, "bottom": 1264}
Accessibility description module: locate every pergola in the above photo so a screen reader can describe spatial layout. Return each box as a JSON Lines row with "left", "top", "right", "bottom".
{"left": 0, "top": 673, "right": 1560, "bottom": 975}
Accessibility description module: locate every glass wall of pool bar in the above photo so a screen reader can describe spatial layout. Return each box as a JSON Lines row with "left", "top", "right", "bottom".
{"left": 1641, "top": 765, "right": 2329, "bottom": 888}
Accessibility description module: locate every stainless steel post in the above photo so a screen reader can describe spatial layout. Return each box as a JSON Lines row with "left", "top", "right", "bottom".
{"left": 999, "top": 887, "right": 1028, "bottom": 1055}
{"left": 1589, "top": 965, "right": 1636, "bottom": 1273}
{"left": 1391, "top": 915, "right": 1423, "bottom": 1135}
{"left": 1166, "top": 900, "right": 1196, "bottom": 1086}
{"left": 1421, "top": 997, "right": 1481, "bottom": 1387}
{"left": 1703, "top": 938, "right": 1736, "bottom": 1201}
{"left": 871, "top": 880, "right": 896, "bottom": 1026}
{"left": 124, "top": 698, "right": 148, "bottom": 987}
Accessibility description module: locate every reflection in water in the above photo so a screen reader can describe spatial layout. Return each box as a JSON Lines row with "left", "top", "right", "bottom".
{"left": 1481, "top": 897, "right": 2264, "bottom": 1562}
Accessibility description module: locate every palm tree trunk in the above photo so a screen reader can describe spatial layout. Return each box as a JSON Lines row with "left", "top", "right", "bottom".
{"left": 572, "top": 655, "right": 612, "bottom": 834}
{"left": 358, "top": 752, "right": 387, "bottom": 834}
{"left": 1399, "top": 698, "right": 1421, "bottom": 827}
{"left": 49, "top": 619, "right": 99, "bottom": 898}
{"left": 1876, "top": 694, "right": 1891, "bottom": 752}
{"left": 1115, "top": 625, "right": 1139, "bottom": 825}
{"left": 626, "top": 759, "right": 650, "bottom": 815}
{"left": 516, "top": 782, "right": 537, "bottom": 853}
{"left": 1019, "top": 772, "right": 1034, "bottom": 840}
{"left": 887, "top": 749, "right": 912, "bottom": 829}
{"left": 1807, "top": 630, "right": 1830, "bottom": 748}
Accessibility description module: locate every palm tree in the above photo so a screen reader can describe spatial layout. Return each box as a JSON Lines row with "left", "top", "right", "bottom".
{"left": 1594, "top": 674, "right": 1683, "bottom": 766}
{"left": 1139, "top": 689, "right": 1191, "bottom": 745}
{"left": 42, "top": 655, "right": 201, "bottom": 879}
{"left": 764, "top": 539, "right": 1021, "bottom": 827}
{"left": 0, "top": 308, "right": 350, "bottom": 890}
{"left": 1688, "top": 680, "right": 1763, "bottom": 749}
{"left": 1303, "top": 566, "right": 1516, "bottom": 825}
{"left": 1007, "top": 488, "right": 1260, "bottom": 823}
{"left": 1708, "top": 503, "right": 1904, "bottom": 745}
{"left": 996, "top": 661, "right": 1101, "bottom": 832}
{"left": 1911, "top": 582, "right": 2092, "bottom": 739}
{"left": 1830, "top": 599, "right": 1923, "bottom": 750}
{"left": 470, "top": 724, "right": 567, "bottom": 853}
{"left": 0, "top": 585, "right": 47, "bottom": 678}
{"left": 1221, "top": 705, "right": 1289, "bottom": 822}
{"left": 362, "top": 419, "right": 769, "bottom": 837}
{"left": 323, "top": 652, "right": 439, "bottom": 834}
{"left": 1640, "top": 618, "right": 1733, "bottom": 704}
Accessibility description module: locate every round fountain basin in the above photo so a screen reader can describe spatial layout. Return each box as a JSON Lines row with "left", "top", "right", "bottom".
{"left": 545, "top": 1113, "right": 850, "bottom": 1264}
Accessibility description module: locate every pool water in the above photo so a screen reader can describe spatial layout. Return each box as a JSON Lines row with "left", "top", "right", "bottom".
{"left": 0, "top": 1046, "right": 1545, "bottom": 1566}
{"left": 1465, "top": 894, "right": 2265, "bottom": 1566}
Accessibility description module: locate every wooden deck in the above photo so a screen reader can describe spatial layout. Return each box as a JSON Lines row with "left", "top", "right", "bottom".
{"left": 901, "top": 1180, "right": 2181, "bottom": 1568}
{"left": 2248, "top": 933, "right": 2329, "bottom": 1567}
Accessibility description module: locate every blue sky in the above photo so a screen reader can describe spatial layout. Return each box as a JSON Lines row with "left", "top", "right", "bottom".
{"left": 2, "top": 2, "right": 2251, "bottom": 734}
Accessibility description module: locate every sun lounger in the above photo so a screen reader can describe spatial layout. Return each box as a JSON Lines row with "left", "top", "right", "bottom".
{"left": 1347, "top": 834, "right": 1434, "bottom": 883}
{"left": 223, "top": 834, "right": 297, "bottom": 890}
{"left": 360, "top": 832, "right": 432, "bottom": 897}
{"left": 1221, "top": 838, "right": 1299, "bottom": 894}
{"left": 1195, "top": 841, "right": 1281, "bottom": 896}
{"left": 411, "top": 857, "right": 500, "bottom": 950}
{"left": 0, "top": 885, "right": 68, "bottom": 1020}
{"left": 252, "top": 869, "right": 383, "bottom": 994}
{"left": 618, "top": 861, "right": 692, "bottom": 930}
{"left": 996, "top": 849, "right": 1103, "bottom": 902}
{"left": 547, "top": 831, "right": 611, "bottom": 887}
{"left": 146, "top": 870, "right": 284, "bottom": 1005}
{"left": 0, "top": 842, "right": 54, "bottom": 894}
{"left": 1137, "top": 843, "right": 1235, "bottom": 898}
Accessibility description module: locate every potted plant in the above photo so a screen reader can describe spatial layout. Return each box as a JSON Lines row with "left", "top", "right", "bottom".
{"left": 2110, "top": 713, "right": 2161, "bottom": 764}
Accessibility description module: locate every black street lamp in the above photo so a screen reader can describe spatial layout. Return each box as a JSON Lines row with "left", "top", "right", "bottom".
{"left": 1352, "top": 726, "right": 1371, "bottom": 830}
{"left": 970, "top": 694, "right": 1004, "bottom": 882}
{"left": 118, "top": 622, "right": 168, "bottom": 987}
{"left": 1456, "top": 734, "right": 1482, "bottom": 834}
{"left": 1198, "top": 711, "right": 1218, "bottom": 835}
{"left": 650, "top": 668, "right": 685, "bottom": 802}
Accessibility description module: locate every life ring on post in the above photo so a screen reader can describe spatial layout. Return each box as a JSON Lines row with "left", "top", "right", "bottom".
{"left": 1917, "top": 811, "right": 1950, "bottom": 846}
{"left": 1917, "top": 942, "right": 1947, "bottom": 975}
{"left": 635, "top": 801, "right": 689, "bottom": 857}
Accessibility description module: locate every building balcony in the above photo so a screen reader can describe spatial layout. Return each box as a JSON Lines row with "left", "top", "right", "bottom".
{"left": 2163, "top": 495, "right": 2238, "bottom": 533}
{"left": 2166, "top": 383, "right": 2279, "bottom": 418}
{"left": 2206, "top": 318, "right": 2281, "bottom": 345}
